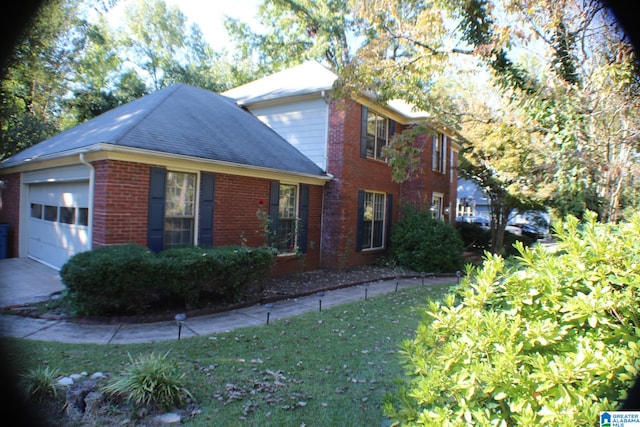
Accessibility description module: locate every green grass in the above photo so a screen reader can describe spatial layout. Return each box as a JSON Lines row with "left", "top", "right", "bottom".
{"left": 2, "top": 282, "right": 455, "bottom": 426}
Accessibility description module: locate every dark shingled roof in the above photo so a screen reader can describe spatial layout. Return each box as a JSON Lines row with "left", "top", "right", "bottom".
{"left": 1, "top": 84, "right": 328, "bottom": 177}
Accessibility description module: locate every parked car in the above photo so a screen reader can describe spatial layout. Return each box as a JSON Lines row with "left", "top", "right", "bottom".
{"left": 456, "top": 216, "right": 490, "bottom": 227}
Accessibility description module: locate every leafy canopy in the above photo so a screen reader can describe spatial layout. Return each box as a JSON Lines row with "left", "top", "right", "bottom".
{"left": 386, "top": 211, "right": 640, "bottom": 426}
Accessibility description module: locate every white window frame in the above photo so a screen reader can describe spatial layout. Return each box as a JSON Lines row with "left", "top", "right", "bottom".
{"left": 431, "top": 192, "right": 444, "bottom": 220}
{"left": 366, "top": 110, "right": 389, "bottom": 161}
{"left": 362, "top": 191, "right": 386, "bottom": 250}
{"left": 164, "top": 171, "right": 197, "bottom": 249}
{"left": 432, "top": 133, "right": 447, "bottom": 173}
{"left": 275, "top": 183, "right": 299, "bottom": 253}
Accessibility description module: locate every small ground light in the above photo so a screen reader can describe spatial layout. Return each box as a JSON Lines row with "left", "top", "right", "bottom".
{"left": 421, "top": 272, "right": 426, "bottom": 285}
{"left": 264, "top": 303, "right": 274, "bottom": 325}
{"left": 175, "top": 313, "right": 186, "bottom": 340}
{"left": 456, "top": 271, "right": 462, "bottom": 283}
{"left": 363, "top": 283, "right": 369, "bottom": 300}
{"left": 316, "top": 291, "right": 325, "bottom": 312}
{"left": 395, "top": 276, "right": 400, "bottom": 292}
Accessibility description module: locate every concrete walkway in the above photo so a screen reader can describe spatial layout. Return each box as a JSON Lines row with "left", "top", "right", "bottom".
{"left": 0, "top": 258, "right": 456, "bottom": 344}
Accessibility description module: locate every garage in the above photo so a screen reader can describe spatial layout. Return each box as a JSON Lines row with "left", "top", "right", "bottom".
{"left": 27, "top": 180, "right": 91, "bottom": 270}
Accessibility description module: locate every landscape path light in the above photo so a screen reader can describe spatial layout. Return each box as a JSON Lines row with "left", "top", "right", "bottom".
{"left": 316, "top": 291, "right": 325, "bottom": 313}
{"left": 264, "top": 303, "right": 274, "bottom": 325}
{"left": 456, "top": 270, "right": 462, "bottom": 284}
{"left": 395, "top": 275, "right": 400, "bottom": 292}
{"left": 363, "top": 282, "right": 369, "bottom": 300}
{"left": 174, "top": 313, "right": 186, "bottom": 340}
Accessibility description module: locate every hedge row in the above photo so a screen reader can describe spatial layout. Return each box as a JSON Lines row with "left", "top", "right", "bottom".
{"left": 59, "top": 244, "right": 275, "bottom": 316}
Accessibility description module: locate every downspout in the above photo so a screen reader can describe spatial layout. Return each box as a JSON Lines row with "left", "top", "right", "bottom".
{"left": 320, "top": 90, "right": 331, "bottom": 268}
{"left": 79, "top": 154, "right": 94, "bottom": 250}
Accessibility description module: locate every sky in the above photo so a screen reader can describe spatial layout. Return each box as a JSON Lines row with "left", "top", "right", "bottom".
{"left": 109, "top": 0, "right": 263, "bottom": 50}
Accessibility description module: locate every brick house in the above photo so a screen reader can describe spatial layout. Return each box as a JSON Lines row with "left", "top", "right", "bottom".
{"left": 0, "top": 61, "right": 459, "bottom": 274}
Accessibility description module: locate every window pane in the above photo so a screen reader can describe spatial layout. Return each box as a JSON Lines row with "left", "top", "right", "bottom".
{"left": 165, "top": 172, "right": 196, "bottom": 217}
{"left": 59, "top": 207, "right": 76, "bottom": 224}
{"left": 164, "top": 218, "right": 194, "bottom": 249}
{"left": 78, "top": 208, "right": 89, "bottom": 226}
{"left": 31, "top": 203, "right": 42, "bottom": 219}
{"left": 362, "top": 191, "right": 385, "bottom": 250}
{"left": 44, "top": 205, "right": 57, "bottom": 222}
{"left": 276, "top": 184, "right": 298, "bottom": 252}
{"left": 164, "top": 171, "right": 196, "bottom": 250}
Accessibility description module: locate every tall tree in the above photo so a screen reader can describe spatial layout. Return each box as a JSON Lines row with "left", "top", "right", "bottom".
{"left": 0, "top": 0, "right": 89, "bottom": 159}
{"left": 224, "top": 0, "right": 356, "bottom": 75}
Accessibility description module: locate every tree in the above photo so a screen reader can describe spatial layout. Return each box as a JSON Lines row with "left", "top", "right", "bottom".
{"left": 224, "top": 0, "right": 356, "bottom": 74}
{"left": 348, "top": 0, "right": 639, "bottom": 227}
{"left": 385, "top": 211, "right": 640, "bottom": 425}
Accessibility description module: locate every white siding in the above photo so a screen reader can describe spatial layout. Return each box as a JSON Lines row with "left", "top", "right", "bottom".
{"left": 249, "top": 98, "right": 329, "bottom": 171}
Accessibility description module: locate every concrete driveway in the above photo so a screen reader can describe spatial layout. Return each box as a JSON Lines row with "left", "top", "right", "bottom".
{"left": 0, "top": 258, "right": 65, "bottom": 307}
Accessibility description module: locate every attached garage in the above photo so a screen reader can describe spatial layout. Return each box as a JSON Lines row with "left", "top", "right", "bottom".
{"left": 21, "top": 165, "right": 92, "bottom": 270}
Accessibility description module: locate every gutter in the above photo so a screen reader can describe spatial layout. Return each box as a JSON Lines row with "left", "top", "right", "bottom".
{"left": 79, "top": 153, "right": 94, "bottom": 250}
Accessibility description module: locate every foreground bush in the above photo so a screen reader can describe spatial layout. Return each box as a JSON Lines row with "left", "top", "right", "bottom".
{"left": 60, "top": 244, "right": 274, "bottom": 316}
{"left": 102, "top": 351, "right": 192, "bottom": 411}
{"left": 385, "top": 211, "right": 640, "bottom": 426}
{"left": 391, "top": 205, "right": 464, "bottom": 273}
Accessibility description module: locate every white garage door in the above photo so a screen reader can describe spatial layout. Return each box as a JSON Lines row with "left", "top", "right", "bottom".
{"left": 28, "top": 181, "right": 90, "bottom": 270}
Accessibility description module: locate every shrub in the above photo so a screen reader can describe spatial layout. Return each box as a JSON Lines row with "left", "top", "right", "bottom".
{"left": 19, "top": 366, "right": 62, "bottom": 402}
{"left": 391, "top": 205, "right": 464, "bottom": 273}
{"left": 60, "top": 244, "right": 275, "bottom": 315}
{"left": 384, "top": 211, "right": 640, "bottom": 426}
{"left": 102, "top": 351, "right": 191, "bottom": 411}
{"left": 158, "top": 245, "right": 275, "bottom": 306}
{"left": 60, "top": 243, "right": 159, "bottom": 316}
{"left": 455, "top": 221, "right": 491, "bottom": 251}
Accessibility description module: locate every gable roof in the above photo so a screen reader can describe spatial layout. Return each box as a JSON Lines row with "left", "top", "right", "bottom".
{"left": 0, "top": 84, "right": 328, "bottom": 178}
{"left": 222, "top": 61, "right": 339, "bottom": 105}
{"left": 222, "top": 61, "right": 432, "bottom": 122}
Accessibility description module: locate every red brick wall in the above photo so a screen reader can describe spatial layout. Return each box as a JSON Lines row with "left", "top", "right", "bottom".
{"left": 322, "top": 100, "right": 459, "bottom": 269}
{"left": 92, "top": 160, "right": 150, "bottom": 248}
{"left": 322, "top": 99, "right": 401, "bottom": 269}
{"left": 0, "top": 172, "right": 21, "bottom": 258}
{"left": 91, "top": 161, "right": 323, "bottom": 275}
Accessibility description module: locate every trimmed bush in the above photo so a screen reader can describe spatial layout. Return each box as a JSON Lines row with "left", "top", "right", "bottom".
{"left": 60, "top": 244, "right": 159, "bottom": 316}
{"left": 391, "top": 205, "right": 464, "bottom": 273}
{"left": 60, "top": 244, "right": 275, "bottom": 316}
{"left": 384, "top": 211, "right": 640, "bottom": 426}
{"left": 158, "top": 246, "right": 275, "bottom": 307}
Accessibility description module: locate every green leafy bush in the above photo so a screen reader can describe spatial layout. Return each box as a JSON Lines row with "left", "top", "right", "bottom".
{"left": 158, "top": 245, "right": 275, "bottom": 306}
{"left": 391, "top": 205, "right": 464, "bottom": 273}
{"left": 385, "top": 211, "right": 640, "bottom": 426}
{"left": 102, "top": 351, "right": 192, "bottom": 411}
{"left": 60, "top": 244, "right": 275, "bottom": 316}
{"left": 60, "top": 243, "right": 159, "bottom": 316}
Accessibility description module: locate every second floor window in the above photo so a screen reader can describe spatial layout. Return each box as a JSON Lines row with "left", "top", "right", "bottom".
{"left": 366, "top": 110, "right": 388, "bottom": 161}
{"left": 432, "top": 133, "right": 447, "bottom": 173}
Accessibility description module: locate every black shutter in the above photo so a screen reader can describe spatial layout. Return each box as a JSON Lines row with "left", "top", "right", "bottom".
{"left": 356, "top": 190, "right": 365, "bottom": 251}
{"left": 389, "top": 120, "right": 396, "bottom": 139}
{"left": 298, "top": 184, "right": 309, "bottom": 253}
{"left": 199, "top": 173, "right": 215, "bottom": 247}
{"left": 386, "top": 194, "right": 393, "bottom": 249}
{"left": 269, "top": 181, "right": 280, "bottom": 247}
{"left": 360, "top": 105, "right": 368, "bottom": 158}
{"left": 148, "top": 167, "right": 166, "bottom": 253}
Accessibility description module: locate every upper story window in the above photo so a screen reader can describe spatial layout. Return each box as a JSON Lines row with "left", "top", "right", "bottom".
{"left": 366, "top": 110, "right": 388, "bottom": 160}
{"left": 432, "top": 133, "right": 447, "bottom": 173}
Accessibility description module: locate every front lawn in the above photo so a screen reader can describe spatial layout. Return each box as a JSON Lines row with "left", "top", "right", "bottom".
{"left": 2, "top": 281, "right": 454, "bottom": 426}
